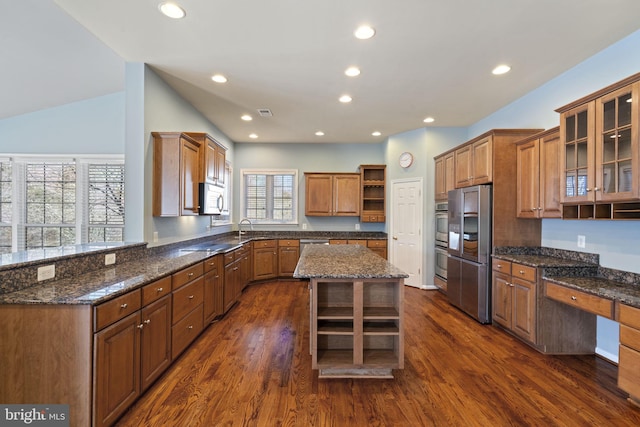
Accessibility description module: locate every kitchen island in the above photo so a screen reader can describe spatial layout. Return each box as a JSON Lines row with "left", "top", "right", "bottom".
{"left": 294, "top": 244, "right": 408, "bottom": 379}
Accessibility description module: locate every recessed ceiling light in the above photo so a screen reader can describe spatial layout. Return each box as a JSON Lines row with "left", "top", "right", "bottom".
{"left": 249, "top": 133, "right": 258, "bottom": 139}
{"left": 158, "top": 2, "right": 186, "bottom": 19}
{"left": 372, "top": 131, "right": 382, "bottom": 137}
{"left": 492, "top": 64, "right": 511, "bottom": 75}
{"left": 339, "top": 95, "right": 352, "bottom": 103}
{"left": 211, "top": 74, "right": 228, "bottom": 83}
{"left": 354, "top": 25, "right": 375, "bottom": 40}
{"left": 423, "top": 117, "right": 435, "bottom": 123}
{"left": 345, "top": 67, "right": 361, "bottom": 77}
{"left": 315, "top": 131, "right": 325, "bottom": 136}
{"left": 241, "top": 114, "right": 252, "bottom": 121}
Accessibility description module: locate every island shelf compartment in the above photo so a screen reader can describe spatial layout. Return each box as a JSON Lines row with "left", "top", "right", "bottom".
{"left": 310, "top": 277, "right": 404, "bottom": 378}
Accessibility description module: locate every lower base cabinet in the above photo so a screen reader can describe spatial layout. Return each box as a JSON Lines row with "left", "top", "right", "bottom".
{"left": 619, "top": 303, "right": 640, "bottom": 405}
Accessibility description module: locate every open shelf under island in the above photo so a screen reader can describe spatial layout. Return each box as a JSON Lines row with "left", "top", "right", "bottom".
{"left": 294, "top": 244, "right": 408, "bottom": 379}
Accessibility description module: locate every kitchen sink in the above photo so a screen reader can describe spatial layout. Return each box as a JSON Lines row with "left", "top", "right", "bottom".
{"left": 179, "top": 242, "right": 238, "bottom": 253}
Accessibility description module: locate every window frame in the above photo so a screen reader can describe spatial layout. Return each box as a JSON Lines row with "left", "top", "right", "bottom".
{"left": 240, "top": 168, "right": 298, "bottom": 225}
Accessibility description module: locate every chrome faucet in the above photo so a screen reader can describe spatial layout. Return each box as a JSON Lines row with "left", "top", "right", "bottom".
{"left": 238, "top": 218, "right": 253, "bottom": 240}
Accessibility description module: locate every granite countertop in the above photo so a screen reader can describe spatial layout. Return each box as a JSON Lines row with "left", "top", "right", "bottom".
{"left": 0, "top": 237, "right": 248, "bottom": 306}
{"left": 293, "top": 244, "right": 408, "bottom": 279}
{"left": 493, "top": 247, "right": 640, "bottom": 309}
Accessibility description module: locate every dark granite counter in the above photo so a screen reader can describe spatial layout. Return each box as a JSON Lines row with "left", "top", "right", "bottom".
{"left": 294, "top": 244, "right": 408, "bottom": 279}
{"left": 0, "top": 231, "right": 389, "bottom": 306}
{"left": 493, "top": 246, "right": 640, "bottom": 309}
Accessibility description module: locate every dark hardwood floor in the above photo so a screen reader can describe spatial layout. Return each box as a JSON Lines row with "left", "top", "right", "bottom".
{"left": 116, "top": 281, "right": 640, "bottom": 426}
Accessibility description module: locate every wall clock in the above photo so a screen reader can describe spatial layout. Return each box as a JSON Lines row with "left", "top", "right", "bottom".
{"left": 399, "top": 151, "right": 414, "bottom": 168}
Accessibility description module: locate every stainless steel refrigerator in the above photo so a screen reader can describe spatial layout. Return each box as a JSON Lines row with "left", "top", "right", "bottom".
{"left": 447, "top": 185, "right": 492, "bottom": 324}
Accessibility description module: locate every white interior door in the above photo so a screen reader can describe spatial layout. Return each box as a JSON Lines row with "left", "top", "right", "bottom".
{"left": 390, "top": 178, "right": 423, "bottom": 288}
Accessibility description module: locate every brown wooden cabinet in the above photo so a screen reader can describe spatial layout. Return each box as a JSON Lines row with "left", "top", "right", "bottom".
{"left": 360, "top": 165, "right": 386, "bottom": 222}
{"left": 492, "top": 260, "right": 536, "bottom": 344}
{"left": 516, "top": 127, "right": 562, "bottom": 218}
{"left": 140, "top": 295, "right": 172, "bottom": 392}
{"left": 152, "top": 132, "right": 202, "bottom": 217}
{"left": 185, "top": 132, "right": 227, "bottom": 187}
{"left": 203, "top": 255, "right": 224, "bottom": 324}
{"left": 253, "top": 240, "right": 278, "bottom": 281}
{"left": 434, "top": 151, "right": 455, "bottom": 201}
{"left": 619, "top": 303, "right": 640, "bottom": 406}
{"left": 305, "top": 173, "right": 360, "bottom": 216}
{"left": 455, "top": 136, "right": 493, "bottom": 188}
{"left": 278, "top": 239, "right": 300, "bottom": 277}
{"left": 94, "top": 311, "right": 141, "bottom": 427}
{"left": 223, "top": 246, "right": 250, "bottom": 313}
{"left": 171, "top": 263, "right": 205, "bottom": 359}
{"left": 557, "top": 73, "right": 640, "bottom": 218}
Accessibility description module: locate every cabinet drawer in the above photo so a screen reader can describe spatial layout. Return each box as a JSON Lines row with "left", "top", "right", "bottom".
{"left": 545, "top": 282, "right": 614, "bottom": 319}
{"left": 171, "top": 305, "right": 204, "bottom": 359}
{"left": 224, "top": 252, "right": 235, "bottom": 265}
{"left": 621, "top": 324, "right": 640, "bottom": 352}
{"left": 172, "top": 276, "right": 204, "bottom": 324}
{"left": 203, "top": 255, "right": 220, "bottom": 273}
{"left": 94, "top": 290, "right": 141, "bottom": 332}
{"left": 619, "top": 344, "right": 640, "bottom": 400}
{"left": 254, "top": 239, "right": 276, "bottom": 248}
{"left": 512, "top": 263, "right": 536, "bottom": 282}
{"left": 172, "top": 262, "right": 204, "bottom": 290}
{"left": 362, "top": 214, "right": 385, "bottom": 222}
{"left": 620, "top": 304, "right": 640, "bottom": 329}
{"left": 278, "top": 239, "right": 299, "bottom": 247}
{"left": 348, "top": 240, "right": 367, "bottom": 246}
{"left": 142, "top": 276, "right": 172, "bottom": 306}
{"left": 367, "top": 240, "right": 387, "bottom": 248}
{"left": 493, "top": 259, "right": 512, "bottom": 275}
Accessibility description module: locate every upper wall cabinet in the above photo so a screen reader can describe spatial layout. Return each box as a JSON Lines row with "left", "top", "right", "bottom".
{"left": 152, "top": 132, "right": 201, "bottom": 217}
{"left": 557, "top": 73, "right": 640, "bottom": 208}
{"left": 305, "top": 173, "right": 360, "bottom": 216}
{"left": 434, "top": 151, "right": 455, "bottom": 201}
{"left": 359, "top": 165, "right": 386, "bottom": 222}
{"left": 185, "top": 132, "right": 227, "bottom": 187}
{"left": 455, "top": 135, "right": 493, "bottom": 188}
{"left": 516, "top": 127, "right": 562, "bottom": 219}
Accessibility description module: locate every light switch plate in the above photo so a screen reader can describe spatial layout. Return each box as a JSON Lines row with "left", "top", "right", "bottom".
{"left": 577, "top": 235, "right": 586, "bottom": 248}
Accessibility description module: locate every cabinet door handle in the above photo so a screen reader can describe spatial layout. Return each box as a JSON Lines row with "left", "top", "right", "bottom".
{"left": 188, "top": 325, "right": 193, "bottom": 330}
{"left": 120, "top": 303, "right": 128, "bottom": 309}
{"left": 571, "top": 296, "right": 577, "bottom": 301}
{"left": 144, "top": 319, "right": 151, "bottom": 325}
{"left": 519, "top": 270, "right": 525, "bottom": 275}
{"left": 593, "top": 187, "right": 600, "bottom": 192}
{"left": 496, "top": 265, "right": 502, "bottom": 269}
{"left": 137, "top": 323, "right": 144, "bottom": 329}
{"left": 188, "top": 295, "right": 194, "bottom": 300}
{"left": 188, "top": 272, "right": 194, "bottom": 278}
{"left": 157, "top": 287, "right": 163, "bottom": 293}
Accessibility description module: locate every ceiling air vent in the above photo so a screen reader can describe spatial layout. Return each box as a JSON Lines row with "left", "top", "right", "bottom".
{"left": 257, "top": 108, "right": 273, "bottom": 117}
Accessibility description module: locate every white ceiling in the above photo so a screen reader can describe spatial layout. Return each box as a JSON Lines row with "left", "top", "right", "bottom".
{"left": 4, "top": 1, "right": 640, "bottom": 143}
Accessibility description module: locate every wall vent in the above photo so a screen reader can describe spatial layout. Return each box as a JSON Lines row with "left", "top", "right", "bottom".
{"left": 257, "top": 108, "right": 273, "bottom": 117}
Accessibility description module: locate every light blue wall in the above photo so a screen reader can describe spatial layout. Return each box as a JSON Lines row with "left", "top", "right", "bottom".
{"left": 0, "top": 92, "right": 125, "bottom": 154}
{"left": 386, "top": 127, "right": 468, "bottom": 287}
{"left": 140, "top": 65, "right": 235, "bottom": 246}
{"left": 234, "top": 142, "right": 384, "bottom": 232}
{"left": 465, "top": 28, "right": 640, "bottom": 361}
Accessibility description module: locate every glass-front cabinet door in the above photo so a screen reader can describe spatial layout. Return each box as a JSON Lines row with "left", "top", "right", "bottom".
{"left": 595, "top": 82, "right": 639, "bottom": 202}
{"left": 560, "top": 103, "right": 595, "bottom": 203}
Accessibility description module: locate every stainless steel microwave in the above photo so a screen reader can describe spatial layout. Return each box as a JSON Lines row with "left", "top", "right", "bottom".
{"left": 199, "top": 183, "right": 225, "bottom": 215}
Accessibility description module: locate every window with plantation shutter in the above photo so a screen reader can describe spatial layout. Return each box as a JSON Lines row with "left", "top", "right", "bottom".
{"left": 0, "top": 155, "right": 124, "bottom": 253}
{"left": 0, "top": 160, "right": 11, "bottom": 254}
{"left": 87, "top": 163, "right": 124, "bottom": 242}
{"left": 241, "top": 169, "right": 297, "bottom": 224}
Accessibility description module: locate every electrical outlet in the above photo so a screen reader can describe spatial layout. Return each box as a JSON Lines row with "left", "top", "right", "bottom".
{"left": 302, "top": 223, "right": 307, "bottom": 230}
{"left": 105, "top": 253, "right": 116, "bottom": 265}
{"left": 153, "top": 231, "right": 159, "bottom": 242}
{"left": 355, "top": 223, "right": 360, "bottom": 230}
{"left": 37, "top": 264, "right": 56, "bottom": 281}
{"left": 577, "top": 235, "right": 586, "bottom": 248}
